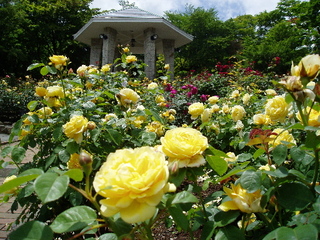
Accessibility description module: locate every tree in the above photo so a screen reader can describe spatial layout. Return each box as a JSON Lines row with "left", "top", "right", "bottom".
{"left": 0, "top": 0, "right": 98, "bottom": 77}
{"left": 165, "top": 5, "right": 235, "bottom": 72}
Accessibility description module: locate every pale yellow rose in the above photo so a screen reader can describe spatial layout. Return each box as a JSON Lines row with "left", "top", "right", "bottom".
{"left": 265, "top": 89, "right": 277, "bottom": 96}
{"left": 104, "top": 113, "right": 118, "bottom": 122}
{"left": 211, "top": 104, "right": 220, "bottom": 113}
{"left": 147, "top": 82, "right": 158, "bottom": 90}
{"left": 49, "top": 55, "right": 68, "bottom": 70}
{"left": 19, "top": 129, "right": 30, "bottom": 140}
{"left": 219, "top": 183, "right": 265, "bottom": 213}
{"left": 222, "top": 104, "right": 230, "bottom": 114}
{"left": 93, "top": 146, "right": 175, "bottom": 223}
{"left": 265, "top": 96, "right": 289, "bottom": 122}
{"left": 188, "top": 102, "right": 204, "bottom": 119}
{"left": 35, "top": 87, "right": 48, "bottom": 97}
{"left": 231, "top": 90, "right": 240, "bottom": 98}
{"left": 231, "top": 105, "right": 246, "bottom": 122}
{"left": 224, "top": 152, "right": 238, "bottom": 163}
{"left": 201, "top": 108, "right": 212, "bottom": 122}
{"left": 279, "top": 76, "right": 303, "bottom": 91}
{"left": 77, "top": 65, "right": 88, "bottom": 76}
{"left": 208, "top": 96, "right": 219, "bottom": 104}
{"left": 126, "top": 55, "right": 137, "bottom": 63}
{"left": 63, "top": 115, "right": 88, "bottom": 143}
{"left": 164, "top": 64, "right": 170, "bottom": 70}
{"left": 292, "top": 54, "right": 320, "bottom": 79}
{"left": 37, "top": 107, "right": 53, "bottom": 118}
{"left": 160, "top": 127, "right": 208, "bottom": 168}
{"left": 155, "top": 95, "right": 165, "bottom": 104}
{"left": 122, "top": 47, "right": 130, "bottom": 53}
{"left": 242, "top": 93, "right": 251, "bottom": 105}
{"left": 235, "top": 120, "right": 244, "bottom": 131}
{"left": 145, "top": 121, "right": 165, "bottom": 136}
{"left": 44, "top": 97, "right": 62, "bottom": 108}
{"left": 269, "top": 128, "right": 296, "bottom": 148}
{"left": 88, "top": 67, "right": 99, "bottom": 74}
{"left": 101, "top": 64, "right": 111, "bottom": 73}
{"left": 118, "top": 88, "right": 140, "bottom": 107}
{"left": 296, "top": 106, "right": 320, "bottom": 127}
{"left": 3, "top": 175, "right": 19, "bottom": 194}
{"left": 253, "top": 113, "right": 272, "bottom": 125}
{"left": 46, "top": 86, "right": 64, "bottom": 98}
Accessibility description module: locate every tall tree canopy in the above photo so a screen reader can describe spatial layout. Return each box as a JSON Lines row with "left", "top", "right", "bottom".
{"left": 0, "top": 0, "right": 98, "bottom": 77}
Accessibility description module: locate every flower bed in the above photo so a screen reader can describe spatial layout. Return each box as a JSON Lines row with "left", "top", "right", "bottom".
{"left": 0, "top": 50, "right": 320, "bottom": 240}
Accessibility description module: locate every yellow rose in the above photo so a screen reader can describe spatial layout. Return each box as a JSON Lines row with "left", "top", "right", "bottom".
{"left": 242, "top": 93, "right": 251, "bottom": 105}
{"left": 211, "top": 104, "right": 220, "bottom": 113}
{"left": 231, "top": 90, "right": 240, "bottom": 98}
{"left": 164, "top": 64, "right": 170, "bottom": 70}
{"left": 292, "top": 54, "right": 320, "bottom": 79}
{"left": 201, "top": 108, "right": 212, "bottom": 122}
{"left": 147, "top": 82, "right": 158, "bottom": 90}
{"left": 224, "top": 152, "right": 238, "bottom": 163}
{"left": 269, "top": 128, "right": 296, "bottom": 148}
{"left": 44, "top": 97, "right": 62, "bottom": 108}
{"left": 279, "top": 76, "right": 303, "bottom": 91}
{"left": 218, "top": 183, "right": 265, "bottom": 213}
{"left": 253, "top": 113, "right": 271, "bottom": 125}
{"left": 49, "top": 55, "right": 68, "bottom": 70}
{"left": 222, "top": 104, "right": 230, "bottom": 114}
{"left": 265, "top": 96, "right": 289, "bottom": 122}
{"left": 37, "top": 107, "right": 53, "bottom": 118}
{"left": 122, "top": 47, "right": 130, "bottom": 53}
{"left": 118, "top": 88, "right": 140, "bottom": 107}
{"left": 67, "top": 153, "right": 82, "bottom": 169}
{"left": 88, "top": 67, "right": 99, "bottom": 74}
{"left": 160, "top": 127, "right": 208, "bottom": 168}
{"left": 126, "top": 55, "right": 137, "bottom": 63}
{"left": 208, "top": 96, "right": 219, "bottom": 104}
{"left": 188, "top": 102, "right": 204, "bottom": 119}
{"left": 93, "top": 146, "right": 175, "bottom": 223}
{"left": 3, "top": 175, "right": 19, "bottom": 194}
{"left": 155, "top": 95, "right": 165, "bottom": 104}
{"left": 296, "top": 106, "right": 320, "bottom": 127}
{"left": 77, "top": 65, "right": 88, "bottom": 76}
{"left": 35, "top": 87, "right": 48, "bottom": 97}
{"left": 231, "top": 105, "right": 246, "bottom": 122}
{"left": 265, "top": 89, "right": 277, "bottom": 96}
{"left": 145, "top": 121, "right": 165, "bottom": 136}
{"left": 63, "top": 115, "right": 88, "bottom": 144}
{"left": 46, "top": 86, "right": 64, "bottom": 98}
{"left": 101, "top": 64, "right": 111, "bottom": 73}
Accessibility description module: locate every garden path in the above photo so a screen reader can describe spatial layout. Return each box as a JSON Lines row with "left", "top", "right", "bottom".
{"left": 0, "top": 134, "right": 36, "bottom": 239}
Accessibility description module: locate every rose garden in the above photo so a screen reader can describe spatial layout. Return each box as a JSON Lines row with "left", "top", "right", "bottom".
{"left": 0, "top": 48, "right": 319, "bottom": 240}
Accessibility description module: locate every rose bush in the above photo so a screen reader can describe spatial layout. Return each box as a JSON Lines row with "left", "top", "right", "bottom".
{"left": 0, "top": 51, "right": 320, "bottom": 240}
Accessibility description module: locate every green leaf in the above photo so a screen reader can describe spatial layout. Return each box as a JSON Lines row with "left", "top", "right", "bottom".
{"left": 27, "top": 101, "right": 38, "bottom": 111}
{"left": 294, "top": 224, "right": 318, "bottom": 240}
{"left": 171, "top": 191, "right": 198, "bottom": 205}
{"left": 0, "top": 174, "right": 40, "bottom": 194}
{"left": 253, "top": 148, "right": 265, "bottom": 159}
{"left": 263, "top": 227, "right": 296, "bottom": 240}
{"left": 217, "top": 168, "right": 243, "bottom": 182}
{"left": 34, "top": 173, "right": 69, "bottom": 203}
{"left": 214, "top": 210, "right": 240, "bottom": 227}
{"left": 66, "top": 141, "right": 79, "bottom": 154}
{"left": 168, "top": 205, "right": 189, "bottom": 231}
{"left": 305, "top": 131, "right": 319, "bottom": 148}
{"left": 99, "top": 233, "right": 118, "bottom": 240}
{"left": 27, "top": 63, "right": 45, "bottom": 71}
{"left": 272, "top": 144, "right": 287, "bottom": 165}
{"left": 53, "top": 126, "right": 63, "bottom": 140}
{"left": 237, "top": 153, "right": 252, "bottom": 162}
{"left": 11, "top": 146, "right": 26, "bottom": 163}
{"left": 8, "top": 220, "right": 53, "bottom": 240}
{"left": 276, "top": 182, "right": 314, "bottom": 211}
{"left": 40, "top": 66, "right": 50, "bottom": 76}
{"left": 82, "top": 101, "right": 96, "bottom": 110}
{"left": 201, "top": 221, "right": 215, "bottom": 240}
{"left": 240, "top": 170, "right": 261, "bottom": 193}
{"left": 0, "top": 145, "right": 14, "bottom": 158}
{"left": 58, "top": 149, "right": 70, "bottom": 163}
{"left": 106, "top": 128, "right": 122, "bottom": 146}
{"left": 215, "top": 225, "right": 245, "bottom": 240}
{"left": 64, "top": 169, "right": 83, "bottom": 182}
{"left": 207, "top": 155, "right": 228, "bottom": 176}
{"left": 50, "top": 206, "right": 97, "bottom": 233}
{"left": 141, "top": 131, "right": 157, "bottom": 145}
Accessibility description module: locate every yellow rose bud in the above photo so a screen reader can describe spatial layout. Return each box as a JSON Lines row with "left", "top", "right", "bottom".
{"left": 93, "top": 146, "right": 175, "bottom": 223}
{"left": 231, "top": 90, "right": 240, "bottom": 98}
{"left": 87, "top": 121, "right": 96, "bottom": 130}
{"left": 49, "top": 55, "right": 68, "bottom": 70}
{"left": 160, "top": 127, "right": 208, "bottom": 168}
{"left": 293, "top": 54, "right": 320, "bottom": 79}
{"left": 164, "top": 64, "right": 170, "bottom": 70}
{"left": 155, "top": 95, "right": 165, "bottom": 104}
{"left": 77, "top": 65, "right": 88, "bottom": 76}
{"left": 265, "top": 89, "right": 277, "bottom": 96}
{"left": 126, "top": 55, "right": 137, "bottom": 63}
{"left": 208, "top": 96, "right": 219, "bottom": 104}
{"left": 101, "top": 64, "right": 111, "bottom": 73}
{"left": 46, "top": 86, "right": 64, "bottom": 98}
{"left": 147, "top": 82, "right": 158, "bottom": 90}
{"left": 3, "top": 175, "right": 19, "bottom": 194}
{"left": 37, "top": 107, "right": 53, "bottom": 118}
{"left": 122, "top": 47, "right": 130, "bottom": 53}
{"left": 35, "top": 87, "right": 48, "bottom": 97}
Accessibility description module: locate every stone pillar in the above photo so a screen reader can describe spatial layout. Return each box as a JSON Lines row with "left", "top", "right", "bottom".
{"left": 90, "top": 38, "right": 102, "bottom": 66}
{"left": 144, "top": 28, "right": 156, "bottom": 80}
{"left": 101, "top": 27, "right": 117, "bottom": 66}
{"left": 162, "top": 39, "right": 175, "bottom": 80}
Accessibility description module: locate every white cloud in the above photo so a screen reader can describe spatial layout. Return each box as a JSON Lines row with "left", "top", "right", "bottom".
{"left": 90, "top": 0, "right": 281, "bottom": 20}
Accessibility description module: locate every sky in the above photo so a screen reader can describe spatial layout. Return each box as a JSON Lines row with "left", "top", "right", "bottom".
{"left": 90, "top": 0, "right": 281, "bottom": 21}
